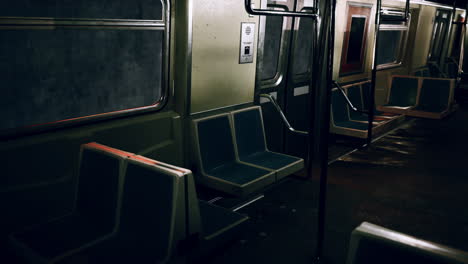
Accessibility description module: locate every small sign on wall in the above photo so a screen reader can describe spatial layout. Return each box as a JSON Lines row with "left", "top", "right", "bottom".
{"left": 239, "top": 22, "right": 255, "bottom": 64}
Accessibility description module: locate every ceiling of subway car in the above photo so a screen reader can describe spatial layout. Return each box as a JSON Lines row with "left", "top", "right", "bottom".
{"left": 423, "top": 0, "right": 467, "bottom": 8}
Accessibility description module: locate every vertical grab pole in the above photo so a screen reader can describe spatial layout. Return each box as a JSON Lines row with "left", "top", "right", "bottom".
{"left": 451, "top": 0, "right": 465, "bottom": 83}
{"left": 367, "top": 0, "right": 382, "bottom": 146}
{"left": 405, "top": 0, "right": 410, "bottom": 21}
{"left": 306, "top": 0, "right": 320, "bottom": 175}
{"left": 313, "top": 0, "right": 335, "bottom": 262}
{"left": 462, "top": 2, "right": 468, "bottom": 78}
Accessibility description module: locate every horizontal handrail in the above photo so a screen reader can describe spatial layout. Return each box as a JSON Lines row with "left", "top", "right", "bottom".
{"left": 244, "top": 0, "right": 319, "bottom": 18}
{"left": 381, "top": 10, "right": 407, "bottom": 22}
{"left": 380, "top": 0, "right": 410, "bottom": 22}
{"left": 333, "top": 81, "right": 368, "bottom": 115}
{"left": 259, "top": 94, "right": 308, "bottom": 136}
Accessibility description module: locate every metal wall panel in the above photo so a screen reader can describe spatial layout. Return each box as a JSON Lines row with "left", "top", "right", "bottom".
{"left": 190, "top": 0, "right": 259, "bottom": 114}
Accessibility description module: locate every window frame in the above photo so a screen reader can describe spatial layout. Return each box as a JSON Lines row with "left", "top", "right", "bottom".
{"left": 339, "top": 2, "right": 372, "bottom": 76}
{"left": 448, "top": 14, "right": 464, "bottom": 59}
{"left": 376, "top": 9, "right": 411, "bottom": 70}
{"left": 0, "top": 0, "right": 171, "bottom": 139}
{"left": 291, "top": 5, "right": 316, "bottom": 82}
{"left": 428, "top": 9, "right": 452, "bottom": 63}
{"left": 258, "top": 7, "right": 288, "bottom": 87}
{"left": 257, "top": 2, "right": 291, "bottom": 89}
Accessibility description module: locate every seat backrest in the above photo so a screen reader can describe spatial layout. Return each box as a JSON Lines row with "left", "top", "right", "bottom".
{"left": 445, "top": 62, "right": 458, "bottom": 78}
{"left": 75, "top": 142, "right": 133, "bottom": 231}
{"left": 331, "top": 88, "right": 351, "bottom": 123}
{"left": 231, "top": 106, "right": 268, "bottom": 158}
{"left": 418, "top": 78, "right": 453, "bottom": 110}
{"left": 118, "top": 156, "right": 182, "bottom": 263}
{"left": 130, "top": 155, "right": 202, "bottom": 240}
{"left": 361, "top": 81, "right": 373, "bottom": 111}
{"left": 388, "top": 76, "right": 419, "bottom": 107}
{"left": 346, "top": 222, "right": 468, "bottom": 264}
{"left": 414, "top": 70, "right": 423, "bottom": 77}
{"left": 423, "top": 68, "right": 431, "bottom": 77}
{"left": 414, "top": 67, "right": 431, "bottom": 77}
{"left": 346, "top": 84, "right": 364, "bottom": 119}
{"left": 193, "top": 114, "right": 237, "bottom": 172}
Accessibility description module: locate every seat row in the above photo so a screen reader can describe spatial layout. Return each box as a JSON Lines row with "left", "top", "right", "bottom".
{"left": 378, "top": 75, "right": 456, "bottom": 119}
{"left": 9, "top": 142, "right": 247, "bottom": 264}
{"left": 330, "top": 81, "right": 405, "bottom": 139}
{"left": 192, "top": 106, "right": 304, "bottom": 197}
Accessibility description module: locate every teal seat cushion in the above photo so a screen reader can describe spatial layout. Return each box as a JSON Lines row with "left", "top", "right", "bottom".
{"left": 414, "top": 79, "right": 451, "bottom": 113}
{"left": 233, "top": 108, "right": 267, "bottom": 157}
{"left": 446, "top": 63, "right": 458, "bottom": 78}
{"left": 76, "top": 148, "right": 120, "bottom": 230}
{"left": 240, "top": 151, "right": 300, "bottom": 170}
{"left": 10, "top": 146, "right": 122, "bottom": 260}
{"left": 12, "top": 213, "right": 108, "bottom": 259}
{"left": 347, "top": 85, "right": 365, "bottom": 120}
{"left": 117, "top": 162, "right": 176, "bottom": 262}
{"left": 349, "top": 113, "right": 369, "bottom": 121}
{"left": 361, "top": 82, "right": 382, "bottom": 113}
{"left": 335, "top": 121, "right": 369, "bottom": 130}
{"left": 207, "top": 162, "right": 270, "bottom": 185}
{"left": 332, "top": 89, "right": 350, "bottom": 123}
{"left": 197, "top": 116, "right": 236, "bottom": 172}
{"left": 387, "top": 77, "right": 418, "bottom": 107}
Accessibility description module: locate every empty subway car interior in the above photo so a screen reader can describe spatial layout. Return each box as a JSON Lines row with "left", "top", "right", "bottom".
{"left": 2, "top": 0, "right": 468, "bottom": 263}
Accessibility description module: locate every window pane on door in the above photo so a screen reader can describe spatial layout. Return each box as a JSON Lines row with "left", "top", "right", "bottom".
{"left": 261, "top": 16, "right": 284, "bottom": 81}
{"left": 377, "top": 30, "right": 402, "bottom": 65}
{"left": 293, "top": 17, "right": 314, "bottom": 76}
{"left": 347, "top": 17, "right": 366, "bottom": 64}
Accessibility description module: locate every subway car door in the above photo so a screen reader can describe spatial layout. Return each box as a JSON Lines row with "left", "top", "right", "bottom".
{"left": 256, "top": 0, "right": 294, "bottom": 153}
{"left": 256, "top": 0, "right": 314, "bottom": 159}
{"left": 284, "top": 1, "right": 315, "bottom": 158}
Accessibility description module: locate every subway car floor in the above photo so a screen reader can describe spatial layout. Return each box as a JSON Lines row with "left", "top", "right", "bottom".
{"left": 202, "top": 102, "right": 468, "bottom": 264}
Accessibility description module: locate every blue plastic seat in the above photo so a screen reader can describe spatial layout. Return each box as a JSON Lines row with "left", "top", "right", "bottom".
{"left": 406, "top": 78, "right": 455, "bottom": 119}
{"left": 9, "top": 143, "right": 133, "bottom": 264}
{"left": 193, "top": 114, "right": 275, "bottom": 196}
{"left": 376, "top": 76, "right": 420, "bottom": 116}
{"left": 386, "top": 76, "right": 419, "bottom": 107}
{"left": 331, "top": 89, "right": 373, "bottom": 131}
{"left": 131, "top": 156, "right": 249, "bottom": 257}
{"left": 330, "top": 84, "right": 405, "bottom": 139}
{"left": 361, "top": 82, "right": 399, "bottom": 117}
{"left": 414, "top": 79, "right": 452, "bottom": 112}
{"left": 57, "top": 154, "right": 248, "bottom": 263}
{"left": 231, "top": 106, "right": 304, "bottom": 181}
{"left": 346, "top": 85, "right": 387, "bottom": 122}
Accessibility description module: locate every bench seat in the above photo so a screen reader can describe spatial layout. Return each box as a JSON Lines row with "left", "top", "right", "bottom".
{"left": 9, "top": 143, "right": 133, "bottom": 264}
{"left": 377, "top": 75, "right": 419, "bottom": 115}
{"left": 193, "top": 113, "right": 275, "bottom": 196}
{"left": 231, "top": 106, "right": 304, "bottom": 181}
{"left": 57, "top": 154, "right": 248, "bottom": 263}
{"left": 405, "top": 77, "right": 455, "bottom": 119}
{"left": 207, "top": 161, "right": 275, "bottom": 186}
